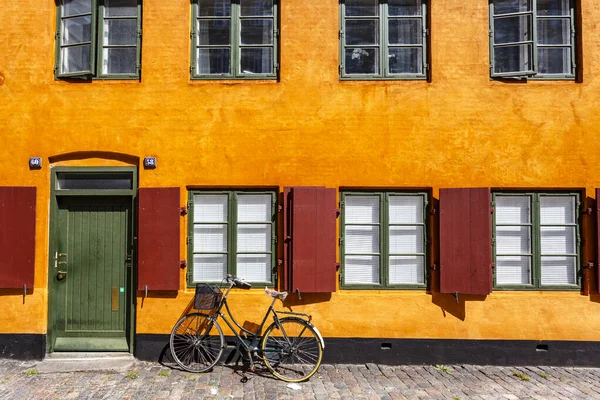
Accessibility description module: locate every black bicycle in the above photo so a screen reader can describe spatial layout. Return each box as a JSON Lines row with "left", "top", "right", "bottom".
{"left": 169, "top": 274, "right": 324, "bottom": 382}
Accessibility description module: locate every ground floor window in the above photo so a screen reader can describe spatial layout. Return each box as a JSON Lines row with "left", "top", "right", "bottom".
{"left": 493, "top": 192, "right": 580, "bottom": 289}
{"left": 341, "top": 191, "right": 428, "bottom": 288}
{"left": 188, "top": 190, "right": 276, "bottom": 285}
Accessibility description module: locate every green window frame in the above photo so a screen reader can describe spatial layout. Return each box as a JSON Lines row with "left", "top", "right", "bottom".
{"left": 492, "top": 192, "right": 581, "bottom": 290}
{"left": 340, "top": 191, "right": 428, "bottom": 289}
{"left": 190, "top": 0, "right": 279, "bottom": 80}
{"left": 187, "top": 190, "right": 277, "bottom": 286}
{"left": 489, "top": 0, "right": 576, "bottom": 79}
{"left": 339, "top": 0, "right": 428, "bottom": 80}
{"left": 55, "top": 0, "right": 142, "bottom": 79}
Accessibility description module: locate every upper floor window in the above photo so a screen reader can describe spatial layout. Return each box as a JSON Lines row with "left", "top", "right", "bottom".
{"left": 55, "top": 0, "right": 141, "bottom": 79}
{"left": 341, "top": 191, "right": 428, "bottom": 288}
{"left": 340, "top": 0, "right": 428, "bottom": 80}
{"left": 493, "top": 192, "right": 580, "bottom": 289}
{"left": 489, "top": 0, "right": 575, "bottom": 79}
{"left": 188, "top": 190, "right": 276, "bottom": 285}
{"left": 191, "top": 0, "right": 278, "bottom": 79}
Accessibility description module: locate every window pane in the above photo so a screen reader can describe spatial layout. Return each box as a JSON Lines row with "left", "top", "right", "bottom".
{"left": 194, "top": 195, "right": 228, "bottom": 222}
{"left": 197, "top": 48, "right": 231, "bottom": 74}
{"left": 389, "top": 47, "right": 422, "bottom": 74}
{"left": 496, "top": 226, "right": 531, "bottom": 254}
{"left": 494, "top": 16, "right": 532, "bottom": 44}
{"left": 345, "top": 196, "right": 379, "bottom": 224}
{"left": 237, "top": 224, "right": 271, "bottom": 252}
{"left": 103, "top": 48, "right": 137, "bottom": 74}
{"left": 63, "top": 16, "right": 92, "bottom": 45}
{"left": 194, "top": 224, "right": 228, "bottom": 252}
{"left": 240, "top": 19, "right": 273, "bottom": 45}
{"left": 198, "top": 0, "right": 231, "bottom": 17}
{"left": 240, "top": 0, "right": 273, "bottom": 16}
{"left": 538, "top": 47, "right": 571, "bottom": 74}
{"left": 389, "top": 19, "right": 422, "bottom": 45}
{"left": 198, "top": 20, "right": 231, "bottom": 45}
{"left": 105, "top": 0, "right": 137, "bottom": 17}
{"left": 345, "top": 48, "right": 379, "bottom": 74}
{"left": 345, "top": 20, "right": 378, "bottom": 45}
{"left": 389, "top": 226, "right": 423, "bottom": 253}
{"left": 346, "top": 225, "right": 379, "bottom": 254}
{"left": 496, "top": 196, "right": 530, "bottom": 224}
{"left": 540, "top": 226, "right": 575, "bottom": 254}
{"left": 541, "top": 256, "right": 576, "bottom": 285}
{"left": 494, "top": 0, "right": 532, "bottom": 15}
{"left": 496, "top": 256, "right": 531, "bottom": 284}
{"left": 389, "top": 256, "right": 424, "bottom": 284}
{"left": 538, "top": 19, "right": 571, "bottom": 44}
{"left": 344, "top": 255, "right": 379, "bottom": 284}
{"left": 345, "top": 0, "right": 378, "bottom": 16}
{"left": 537, "top": 0, "right": 570, "bottom": 16}
{"left": 57, "top": 173, "right": 132, "bottom": 189}
{"left": 64, "top": 0, "right": 92, "bottom": 17}
{"left": 389, "top": 0, "right": 422, "bottom": 16}
{"left": 61, "top": 45, "right": 91, "bottom": 74}
{"left": 493, "top": 44, "right": 533, "bottom": 73}
{"left": 238, "top": 194, "right": 271, "bottom": 222}
{"left": 237, "top": 255, "right": 270, "bottom": 282}
{"left": 105, "top": 19, "right": 137, "bottom": 46}
{"left": 389, "top": 196, "right": 423, "bottom": 224}
{"left": 193, "top": 254, "right": 227, "bottom": 282}
{"left": 540, "top": 196, "right": 575, "bottom": 224}
{"left": 240, "top": 48, "right": 273, "bottom": 74}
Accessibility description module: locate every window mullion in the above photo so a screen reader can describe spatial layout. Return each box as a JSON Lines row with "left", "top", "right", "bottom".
{"left": 233, "top": 2, "right": 240, "bottom": 78}
{"left": 381, "top": 193, "right": 387, "bottom": 287}
{"left": 532, "top": 0, "right": 538, "bottom": 73}
{"left": 90, "top": 0, "right": 98, "bottom": 75}
{"left": 532, "top": 194, "right": 541, "bottom": 287}
{"left": 381, "top": 2, "right": 387, "bottom": 77}
{"left": 230, "top": 191, "right": 237, "bottom": 277}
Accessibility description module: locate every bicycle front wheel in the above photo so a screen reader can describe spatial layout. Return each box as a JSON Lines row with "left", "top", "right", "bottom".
{"left": 261, "top": 318, "right": 323, "bottom": 382}
{"left": 169, "top": 313, "right": 224, "bottom": 373}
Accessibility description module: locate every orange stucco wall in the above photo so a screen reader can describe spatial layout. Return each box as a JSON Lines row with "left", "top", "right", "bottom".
{"left": 1, "top": 0, "right": 600, "bottom": 341}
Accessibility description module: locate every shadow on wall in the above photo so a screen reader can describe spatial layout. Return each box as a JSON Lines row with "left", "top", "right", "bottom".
{"left": 431, "top": 292, "right": 487, "bottom": 322}
{"left": 281, "top": 292, "right": 332, "bottom": 309}
{"left": 0, "top": 288, "right": 34, "bottom": 305}
{"left": 49, "top": 151, "right": 139, "bottom": 165}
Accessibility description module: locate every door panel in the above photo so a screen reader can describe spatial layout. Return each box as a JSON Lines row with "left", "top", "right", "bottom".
{"left": 55, "top": 196, "right": 130, "bottom": 351}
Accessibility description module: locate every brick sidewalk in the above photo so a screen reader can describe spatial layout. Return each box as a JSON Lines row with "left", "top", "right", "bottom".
{"left": 1, "top": 359, "right": 599, "bottom": 399}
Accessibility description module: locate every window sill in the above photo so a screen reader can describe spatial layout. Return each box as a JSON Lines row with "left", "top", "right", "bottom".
{"left": 493, "top": 285, "right": 581, "bottom": 291}
{"left": 340, "top": 75, "right": 427, "bottom": 81}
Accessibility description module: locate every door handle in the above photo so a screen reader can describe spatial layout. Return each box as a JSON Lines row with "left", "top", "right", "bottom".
{"left": 57, "top": 270, "right": 67, "bottom": 281}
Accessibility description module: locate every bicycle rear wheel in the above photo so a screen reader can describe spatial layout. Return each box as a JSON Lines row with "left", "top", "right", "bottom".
{"left": 170, "top": 313, "right": 224, "bottom": 373}
{"left": 261, "top": 318, "right": 323, "bottom": 382}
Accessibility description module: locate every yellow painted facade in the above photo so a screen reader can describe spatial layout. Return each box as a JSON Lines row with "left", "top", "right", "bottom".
{"left": 1, "top": 0, "right": 600, "bottom": 346}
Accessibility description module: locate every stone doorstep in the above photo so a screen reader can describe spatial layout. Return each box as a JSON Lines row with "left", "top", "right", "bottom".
{"left": 33, "top": 352, "right": 135, "bottom": 374}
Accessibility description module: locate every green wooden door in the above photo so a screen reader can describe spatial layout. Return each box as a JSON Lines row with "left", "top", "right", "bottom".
{"left": 54, "top": 196, "right": 131, "bottom": 351}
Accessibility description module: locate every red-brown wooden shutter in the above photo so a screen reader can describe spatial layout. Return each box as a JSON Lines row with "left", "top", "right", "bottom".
{"left": 439, "top": 188, "right": 492, "bottom": 295}
{"left": 137, "top": 188, "right": 180, "bottom": 291}
{"left": 0, "top": 187, "right": 36, "bottom": 289}
{"left": 282, "top": 187, "right": 337, "bottom": 293}
{"left": 596, "top": 188, "right": 600, "bottom": 293}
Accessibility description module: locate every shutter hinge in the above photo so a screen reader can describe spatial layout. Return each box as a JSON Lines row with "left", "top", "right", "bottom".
{"left": 489, "top": 29, "right": 493, "bottom": 37}
{"left": 277, "top": 205, "right": 283, "bottom": 213}
{"left": 180, "top": 206, "right": 188, "bottom": 216}
{"left": 584, "top": 262, "right": 594, "bottom": 270}
{"left": 180, "top": 260, "right": 187, "bottom": 269}
{"left": 424, "top": 63, "right": 430, "bottom": 71}
{"left": 490, "top": 263, "right": 495, "bottom": 269}
{"left": 431, "top": 263, "right": 437, "bottom": 271}
{"left": 137, "top": 29, "right": 142, "bottom": 38}
{"left": 339, "top": 30, "right": 344, "bottom": 39}
{"left": 335, "top": 207, "right": 341, "bottom": 217}
{"left": 339, "top": 237, "right": 344, "bottom": 246}
{"left": 581, "top": 207, "right": 593, "bottom": 215}
{"left": 55, "top": 31, "right": 60, "bottom": 40}
{"left": 186, "top": 236, "right": 191, "bottom": 245}
{"left": 339, "top": 64, "right": 343, "bottom": 74}
{"left": 490, "top": 207, "right": 495, "bottom": 213}
{"left": 274, "top": 28, "right": 279, "bottom": 37}
{"left": 423, "top": 28, "right": 429, "bottom": 36}
{"left": 190, "top": 31, "right": 196, "bottom": 39}
{"left": 275, "top": 63, "right": 280, "bottom": 72}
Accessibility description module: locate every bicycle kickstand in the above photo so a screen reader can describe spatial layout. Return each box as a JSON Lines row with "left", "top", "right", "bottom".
{"left": 247, "top": 349, "right": 255, "bottom": 373}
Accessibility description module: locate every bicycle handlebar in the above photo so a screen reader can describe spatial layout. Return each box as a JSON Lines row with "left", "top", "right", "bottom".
{"left": 226, "top": 274, "right": 252, "bottom": 290}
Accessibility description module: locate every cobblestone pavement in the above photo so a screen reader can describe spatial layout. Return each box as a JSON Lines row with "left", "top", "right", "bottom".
{"left": 1, "top": 359, "right": 600, "bottom": 400}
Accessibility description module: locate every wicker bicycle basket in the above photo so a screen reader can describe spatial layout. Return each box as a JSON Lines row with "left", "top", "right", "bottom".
{"left": 194, "top": 283, "right": 222, "bottom": 310}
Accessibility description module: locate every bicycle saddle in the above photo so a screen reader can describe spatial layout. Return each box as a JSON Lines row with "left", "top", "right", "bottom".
{"left": 265, "top": 287, "right": 288, "bottom": 301}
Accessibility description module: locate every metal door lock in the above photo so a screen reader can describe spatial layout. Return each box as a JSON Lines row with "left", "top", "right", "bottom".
{"left": 57, "top": 271, "right": 67, "bottom": 281}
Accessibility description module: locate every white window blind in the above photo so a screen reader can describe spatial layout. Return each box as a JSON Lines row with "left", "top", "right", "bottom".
{"left": 540, "top": 196, "right": 576, "bottom": 285}
{"left": 344, "top": 196, "right": 380, "bottom": 284}
{"left": 236, "top": 194, "right": 272, "bottom": 282}
{"left": 192, "top": 194, "right": 229, "bottom": 282}
{"left": 388, "top": 195, "right": 424, "bottom": 284}
{"left": 495, "top": 196, "right": 532, "bottom": 285}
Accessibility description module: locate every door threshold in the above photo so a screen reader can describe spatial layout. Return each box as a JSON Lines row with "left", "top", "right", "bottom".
{"left": 54, "top": 337, "right": 129, "bottom": 352}
{"left": 36, "top": 352, "right": 134, "bottom": 373}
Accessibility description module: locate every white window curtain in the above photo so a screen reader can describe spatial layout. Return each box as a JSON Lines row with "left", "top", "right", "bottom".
{"left": 495, "top": 196, "right": 532, "bottom": 285}
{"left": 236, "top": 194, "right": 272, "bottom": 282}
{"left": 540, "top": 196, "right": 576, "bottom": 285}
{"left": 344, "top": 195, "right": 380, "bottom": 284}
{"left": 192, "top": 194, "right": 228, "bottom": 282}
{"left": 388, "top": 195, "right": 424, "bottom": 284}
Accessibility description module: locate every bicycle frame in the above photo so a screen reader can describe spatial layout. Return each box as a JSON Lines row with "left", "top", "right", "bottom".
{"left": 209, "top": 282, "right": 313, "bottom": 355}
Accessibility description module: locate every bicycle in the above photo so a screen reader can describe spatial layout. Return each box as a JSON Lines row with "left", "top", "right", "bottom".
{"left": 169, "top": 274, "right": 325, "bottom": 382}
